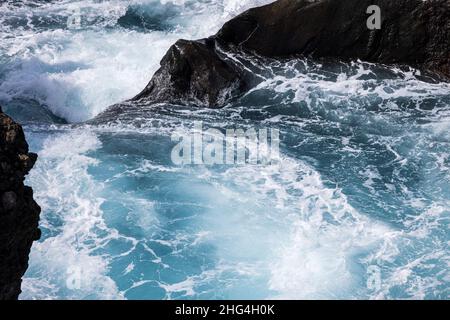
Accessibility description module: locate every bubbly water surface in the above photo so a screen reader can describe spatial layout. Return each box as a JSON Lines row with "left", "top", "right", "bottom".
{"left": 0, "top": 0, "right": 449, "bottom": 299}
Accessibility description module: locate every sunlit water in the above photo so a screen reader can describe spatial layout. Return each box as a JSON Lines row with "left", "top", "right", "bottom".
{"left": 0, "top": 0, "right": 449, "bottom": 299}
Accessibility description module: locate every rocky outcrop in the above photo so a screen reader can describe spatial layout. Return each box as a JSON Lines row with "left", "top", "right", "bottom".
{"left": 0, "top": 106, "right": 41, "bottom": 300}
{"left": 218, "top": 0, "right": 449, "bottom": 73}
{"left": 133, "top": 38, "right": 247, "bottom": 108}
{"left": 132, "top": 0, "right": 449, "bottom": 108}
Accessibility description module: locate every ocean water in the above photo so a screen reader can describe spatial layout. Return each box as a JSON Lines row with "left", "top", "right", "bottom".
{"left": 0, "top": 0, "right": 449, "bottom": 300}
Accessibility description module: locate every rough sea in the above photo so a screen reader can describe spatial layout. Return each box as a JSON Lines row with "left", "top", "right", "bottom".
{"left": 0, "top": 0, "right": 449, "bottom": 299}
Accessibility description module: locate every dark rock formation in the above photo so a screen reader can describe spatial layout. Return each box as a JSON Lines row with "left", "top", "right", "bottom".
{"left": 132, "top": 0, "right": 449, "bottom": 108}
{"left": 133, "top": 38, "right": 247, "bottom": 108}
{"left": 218, "top": 0, "right": 449, "bottom": 77}
{"left": 0, "top": 106, "right": 41, "bottom": 300}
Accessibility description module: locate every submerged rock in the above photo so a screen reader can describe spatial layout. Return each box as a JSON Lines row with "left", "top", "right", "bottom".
{"left": 0, "top": 106, "right": 41, "bottom": 300}
{"left": 131, "top": 0, "right": 449, "bottom": 108}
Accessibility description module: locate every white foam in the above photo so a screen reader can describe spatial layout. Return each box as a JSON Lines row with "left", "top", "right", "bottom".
{"left": 189, "top": 156, "right": 393, "bottom": 299}
{"left": 22, "top": 130, "right": 127, "bottom": 299}
{"left": 246, "top": 59, "right": 450, "bottom": 111}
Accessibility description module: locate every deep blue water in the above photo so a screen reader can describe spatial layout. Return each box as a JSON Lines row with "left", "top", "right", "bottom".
{"left": 0, "top": 0, "right": 449, "bottom": 299}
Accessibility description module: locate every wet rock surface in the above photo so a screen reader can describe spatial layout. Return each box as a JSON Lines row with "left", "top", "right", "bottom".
{"left": 132, "top": 38, "right": 247, "bottom": 108}
{"left": 0, "top": 106, "right": 41, "bottom": 300}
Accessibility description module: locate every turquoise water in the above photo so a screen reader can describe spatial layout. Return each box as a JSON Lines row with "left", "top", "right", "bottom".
{"left": 0, "top": 0, "right": 449, "bottom": 299}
